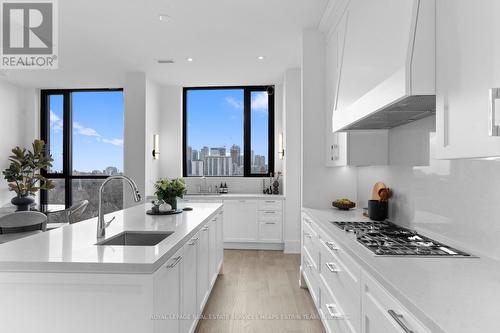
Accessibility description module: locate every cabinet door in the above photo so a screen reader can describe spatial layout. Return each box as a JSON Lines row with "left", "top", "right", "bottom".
{"left": 208, "top": 218, "right": 218, "bottom": 287}
{"left": 181, "top": 236, "right": 198, "bottom": 333}
{"left": 223, "top": 200, "right": 258, "bottom": 242}
{"left": 154, "top": 249, "right": 182, "bottom": 333}
{"left": 197, "top": 224, "right": 210, "bottom": 314}
{"left": 216, "top": 211, "right": 224, "bottom": 268}
{"left": 436, "top": 0, "right": 500, "bottom": 158}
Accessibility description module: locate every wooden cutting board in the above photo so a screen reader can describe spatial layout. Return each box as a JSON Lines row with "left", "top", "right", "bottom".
{"left": 371, "top": 182, "right": 387, "bottom": 200}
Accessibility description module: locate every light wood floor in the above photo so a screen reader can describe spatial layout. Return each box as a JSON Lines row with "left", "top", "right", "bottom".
{"left": 195, "top": 250, "right": 325, "bottom": 333}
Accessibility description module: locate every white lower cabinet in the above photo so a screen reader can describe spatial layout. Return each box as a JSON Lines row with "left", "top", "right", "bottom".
{"left": 181, "top": 234, "right": 198, "bottom": 333}
{"left": 223, "top": 200, "right": 258, "bottom": 242}
{"left": 301, "top": 213, "right": 431, "bottom": 333}
{"left": 361, "top": 273, "right": 431, "bottom": 333}
{"left": 154, "top": 213, "right": 224, "bottom": 333}
{"left": 154, "top": 248, "right": 183, "bottom": 333}
{"left": 197, "top": 223, "right": 210, "bottom": 314}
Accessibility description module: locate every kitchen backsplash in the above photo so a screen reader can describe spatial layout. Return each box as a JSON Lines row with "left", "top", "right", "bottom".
{"left": 357, "top": 116, "right": 500, "bottom": 260}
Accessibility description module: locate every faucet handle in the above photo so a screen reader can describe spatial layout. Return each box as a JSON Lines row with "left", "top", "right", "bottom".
{"left": 104, "top": 216, "right": 116, "bottom": 229}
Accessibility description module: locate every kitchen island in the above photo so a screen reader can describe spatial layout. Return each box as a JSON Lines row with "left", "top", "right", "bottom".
{"left": 0, "top": 202, "right": 224, "bottom": 333}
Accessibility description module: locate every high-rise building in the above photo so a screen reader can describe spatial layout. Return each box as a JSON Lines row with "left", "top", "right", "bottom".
{"left": 192, "top": 149, "right": 199, "bottom": 161}
{"left": 210, "top": 147, "right": 226, "bottom": 157}
{"left": 191, "top": 160, "right": 204, "bottom": 176}
{"left": 205, "top": 156, "right": 233, "bottom": 176}
{"left": 104, "top": 166, "right": 119, "bottom": 175}
{"left": 230, "top": 144, "right": 241, "bottom": 166}
{"left": 200, "top": 146, "right": 209, "bottom": 161}
{"left": 186, "top": 146, "right": 193, "bottom": 174}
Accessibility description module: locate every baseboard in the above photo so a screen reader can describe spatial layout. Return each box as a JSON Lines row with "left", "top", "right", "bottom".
{"left": 284, "top": 240, "right": 301, "bottom": 254}
{"left": 224, "top": 242, "right": 284, "bottom": 251}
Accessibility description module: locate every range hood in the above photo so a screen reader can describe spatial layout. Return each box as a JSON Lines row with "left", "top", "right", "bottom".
{"left": 331, "top": 0, "right": 435, "bottom": 132}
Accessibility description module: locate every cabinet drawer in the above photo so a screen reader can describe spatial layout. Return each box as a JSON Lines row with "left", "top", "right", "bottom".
{"left": 319, "top": 238, "right": 360, "bottom": 333}
{"left": 258, "top": 199, "right": 282, "bottom": 211}
{"left": 258, "top": 221, "right": 282, "bottom": 242}
{"left": 302, "top": 220, "right": 319, "bottom": 268}
{"left": 362, "top": 273, "right": 431, "bottom": 333}
{"left": 302, "top": 250, "right": 320, "bottom": 307}
{"left": 257, "top": 210, "right": 282, "bottom": 222}
{"left": 319, "top": 278, "right": 357, "bottom": 333}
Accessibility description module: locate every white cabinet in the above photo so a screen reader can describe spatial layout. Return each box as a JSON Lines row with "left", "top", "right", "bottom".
{"left": 197, "top": 224, "right": 210, "bottom": 313}
{"left": 362, "top": 273, "right": 431, "bottom": 333}
{"left": 216, "top": 211, "right": 224, "bottom": 268}
{"left": 154, "top": 248, "right": 183, "bottom": 333}
{"left": 181, "top": 234, "right": 198, "bottom": 333}
{"left": 223, "top": 200, "right": 258, "bottom": 242}
{"left": 325, "top": 131, "right": 389, "bottom": 167}
{"left": 208, "top": 218, "right": 218, "bottom": 287}
{"left": 257, "top": 199, "right": 283, "bottom": 242}
{"left": 436, "top": 0, "right": 500, "bottom": 159}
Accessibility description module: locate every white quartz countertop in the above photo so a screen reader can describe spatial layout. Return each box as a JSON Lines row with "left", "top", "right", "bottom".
{"left": 0, "top": 202, "right": 223, "bottom": 274}
{"left": 183, "top": 193, "right": 285, "bottom": 200}
{"left": 302, "top": 207, "right": 500, "bottom": 333}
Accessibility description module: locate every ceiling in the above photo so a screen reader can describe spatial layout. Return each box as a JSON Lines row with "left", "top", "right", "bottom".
{"left": 1, "top": 0, "right": 327, "bottom": 89}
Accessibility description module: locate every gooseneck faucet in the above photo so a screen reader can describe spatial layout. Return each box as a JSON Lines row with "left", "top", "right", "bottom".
{"left": 97, "top": 175, "right": 142, "bottom": 239}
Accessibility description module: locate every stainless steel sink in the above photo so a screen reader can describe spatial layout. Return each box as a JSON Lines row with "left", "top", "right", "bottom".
{"left": 96, "top": 231, "right": 173, "bottom": 246}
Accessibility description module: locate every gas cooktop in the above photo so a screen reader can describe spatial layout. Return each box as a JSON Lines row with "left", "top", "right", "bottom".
{"left": 332, "top": 221, "right": 472, "bottom": 257}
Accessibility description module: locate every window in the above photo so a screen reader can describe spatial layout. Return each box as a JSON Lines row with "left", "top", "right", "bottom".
{"left": 183, "top": 86, "right": 274, "bottom": 177}
{"left": 40, "top": 89, "right": 124, "bottom": 221}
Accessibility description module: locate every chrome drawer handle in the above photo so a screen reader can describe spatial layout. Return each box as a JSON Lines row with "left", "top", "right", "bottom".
{"left": 325, "top": 262, "right": 341, "bottom": 273}
{"left": 326, "top": 303, "right": 344, "bottom": 319}
{"left": 388, "top": 310, "right": 415, "bottom": 333}
{"left": 489, "top": 88, "right": 500, "bottom": 136}
{"left": 304, "top": 218, "right": 312, "bottom": 225}
{"left": 188, "top": 237, "right": 199, "bottom": 245}
{"left": 166, "top": 256, "right": 182, "bottom": 268}
{"left": 265, "top": 200, "right": 276, "bottom": 203}
{"left": 304, "top": 232, "right": 312, "bottom": 239}
{"left": 326, "top": 241, "right": 339, "bottom": 251}
{"left": 265, "top": 222, "right": 276, "bottom": 225}
{"left": 265, "top": 211, "right": 276, "bottom": 214}
{"left": 201, "top": 226, "right": 209, "bottom": 231}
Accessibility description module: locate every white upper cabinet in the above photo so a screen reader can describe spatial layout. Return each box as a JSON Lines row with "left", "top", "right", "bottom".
{"left": 327, "top": 0, "right": 435, "bottom": 132}
{"left": 436, "top": 0, "right": 500, "bottom": 159}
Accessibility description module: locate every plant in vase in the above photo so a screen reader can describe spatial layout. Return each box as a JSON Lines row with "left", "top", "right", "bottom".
{"left": 2, "top": 140, "right": 54, "bottom": 211}
{"left": 154, "top": 178, "right": 186, "bottom": 211}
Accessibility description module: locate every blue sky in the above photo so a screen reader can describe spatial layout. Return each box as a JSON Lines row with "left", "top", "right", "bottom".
{"left": 49, "top": 91, "right": 124, "bottom": 173}
{"left": 186, "top": 89, "right": 269, "bottom": 162}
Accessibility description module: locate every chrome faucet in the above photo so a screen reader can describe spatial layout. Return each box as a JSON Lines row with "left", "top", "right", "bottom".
{"left": 97, "top": 175, "right": 142, "bottom": 239}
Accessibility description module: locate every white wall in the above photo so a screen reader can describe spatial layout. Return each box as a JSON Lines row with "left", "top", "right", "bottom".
{"left": 283, "top": 68, "right": 301, "bottom": 253}
{"left": 301, "top": 28, "right": 357, "bottom": 209}
{"left": 0, "top": 79, "right": 37, "bottom": 206}
{"left": 124, "top": 72, "right": 147, "bottom": 207}
{"left": 145, "top": 79, "right": 161, "bottom": 196}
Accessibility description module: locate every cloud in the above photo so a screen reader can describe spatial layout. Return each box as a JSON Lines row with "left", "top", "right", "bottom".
{"left": 73, "top": 121, "right": 101, "bottom": 137}
{"left": 102, "top": 138, "right": 123, "bottom": 147}
{"left": 251, "top": 92, "right": 268, "bottom": 111}
{"left": 50, "top": 110, "right": 63, "bottom": 132}
{"left": 225, "top": 97, "right": 243, "bottom": 109}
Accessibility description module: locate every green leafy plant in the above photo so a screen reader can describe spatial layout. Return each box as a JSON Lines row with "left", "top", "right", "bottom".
{"left": 154, "top": 177, "right": 186, "bottom": 202}
{"left": 2, "top": 140, "right": 55, "bottom": 196}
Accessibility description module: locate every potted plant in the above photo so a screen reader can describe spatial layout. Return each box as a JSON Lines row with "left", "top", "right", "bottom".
{"left": 2, "top": 140, "right": 55, "bottom": 211}
{"left": 154, "top": 178, "right": 186, "bottom": 211}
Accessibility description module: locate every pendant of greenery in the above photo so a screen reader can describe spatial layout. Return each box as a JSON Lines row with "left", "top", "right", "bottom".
{"left": 2, "top": 139, "right": 55, "bottom": 197}
{"left": 154, "top": 178, "right": 186, "bottom": 210}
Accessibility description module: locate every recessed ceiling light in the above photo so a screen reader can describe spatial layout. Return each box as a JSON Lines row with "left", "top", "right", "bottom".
{"left": 257, "top": 56, "right": 265, "bottom": 60}
{"left": 159, "top": 14, "right": 170, "bottom": 22}
{"left": 186, "top": 57, "right": 193, "bottom": 62}
{"left": 157, "top": 59, "right": 175, "bottom": 64}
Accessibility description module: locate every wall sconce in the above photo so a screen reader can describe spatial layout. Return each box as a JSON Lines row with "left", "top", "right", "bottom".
{"left": 278, "top": 133, "right": 285, "bottom": 160}
{"left": 152, "top": 134, "right": 160, "bottom": 160}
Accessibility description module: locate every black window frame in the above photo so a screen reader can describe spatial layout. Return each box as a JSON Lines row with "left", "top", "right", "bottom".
{"left": 40, "top": 88, "right": 124, "bottom": 208}
{"left": 182, "top": 85, "right": 275, "bottom": 178}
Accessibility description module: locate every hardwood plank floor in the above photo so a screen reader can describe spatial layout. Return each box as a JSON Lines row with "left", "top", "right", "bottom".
{"left": 195, "top": 250, "right": 325, "bottom": 333}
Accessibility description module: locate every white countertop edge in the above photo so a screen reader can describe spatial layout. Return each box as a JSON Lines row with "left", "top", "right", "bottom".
{"left": 182, "top": 193, "right": 285, "bottom": 200}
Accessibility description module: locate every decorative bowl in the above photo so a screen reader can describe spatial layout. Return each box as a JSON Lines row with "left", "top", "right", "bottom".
{"left": 332, "top": 200, "right": 356, "bottom": 210}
